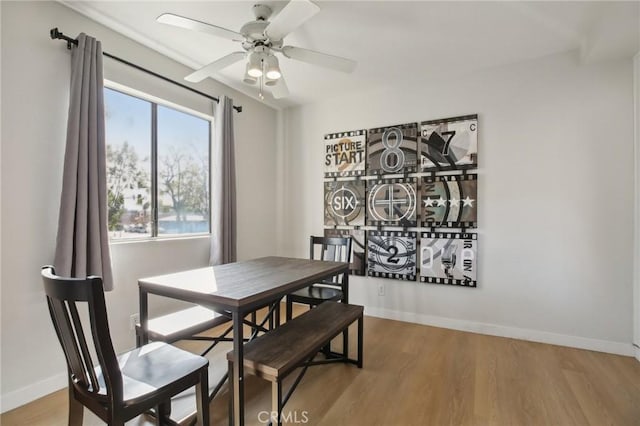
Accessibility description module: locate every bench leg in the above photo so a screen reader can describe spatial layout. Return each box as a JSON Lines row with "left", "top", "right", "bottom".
{"left": 342, "top": 328, "right": 349, "bottom": 359}
{"left": 357, "top": 315, "right": 363, "bottom": 368}
{"left": 271, "top": 380, "right": 283, "bottom": 426}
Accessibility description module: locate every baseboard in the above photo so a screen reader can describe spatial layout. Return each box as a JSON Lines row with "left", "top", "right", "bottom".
{"left": 365, "top": 307, "right": 635, "bottom": 357}
{"left": 635, "top": 345, "right": 640, "bottom": 362}
{"left": 0, "top": 371, "right": 67, "bottom": 413}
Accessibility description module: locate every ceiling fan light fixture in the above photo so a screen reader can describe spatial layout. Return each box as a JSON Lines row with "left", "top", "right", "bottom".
{"left": 159, "top": 1, "right": 357, "bottom": 100}
{"left": 247, "top": 52, "right": 263, "bottom": 77}
{"left": 243, "top": 63, "right": 257, "bottom": 85}
{"left": 265, "top": 54, "right": 282, "bottom": 80}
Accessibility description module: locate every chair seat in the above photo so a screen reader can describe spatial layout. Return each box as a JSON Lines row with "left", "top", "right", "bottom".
{"left": 94, "top": 342, "right": 208, "bottom": 406}
{"left": 288, "top": 285, "right": 343, "bottom": 305}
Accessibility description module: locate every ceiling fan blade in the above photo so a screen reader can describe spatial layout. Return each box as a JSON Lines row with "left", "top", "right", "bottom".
{"left": 271, "top": 76, "right": 290, "bottom": 99}
{"left": 185, "top": 52, "right": 246, "bottom": 83}
{"left": 281, "top": 46, "right": 356, "bottom": 73}
{"left": 157, "top": 13, "right": 244, "bottom": 42}
{"left": 265, "top": 0, "right": 320, "bottom": 41}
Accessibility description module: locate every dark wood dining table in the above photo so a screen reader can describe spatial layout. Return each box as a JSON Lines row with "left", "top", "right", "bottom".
{"left": 137, "top": 256, "right": 349, "bottom": 426}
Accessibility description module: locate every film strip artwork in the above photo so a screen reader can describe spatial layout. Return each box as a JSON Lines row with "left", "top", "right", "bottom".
{"left": 321, "top": 114, "right": 479, "bottom": 287}
{"left": 325, "top": 228, "right": 366, "bottom": 276}
{"left": 420, "top": 232, "right": 477, "bottom": 287}
{"left": 324, "top": 130, "right": 367, "bottom": 177}
{"left": 366, "top": 178, "right": 417, "bottom": 227}
{"left": 367, "top": 123, "right": 418, "bottom": 175}
{"left": 367, "top": 231, "right": 417, "bottom": 280}
{"left": 324, "top": 180, "right": 365, "bottom": 227}
{"left": 420, "top": 115, "right": 478, "bottom": 171}
{"left": 422, "top": 174, "right": 477, "bottom": 228}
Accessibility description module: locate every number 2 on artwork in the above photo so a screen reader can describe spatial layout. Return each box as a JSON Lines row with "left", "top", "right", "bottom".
{"left": 387, "top": 245, "right": 400, "bottom": 264}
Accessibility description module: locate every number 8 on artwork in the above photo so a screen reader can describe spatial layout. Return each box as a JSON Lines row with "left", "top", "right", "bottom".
{"left": 380, "top": 127, "right": 405, "bottom": 173}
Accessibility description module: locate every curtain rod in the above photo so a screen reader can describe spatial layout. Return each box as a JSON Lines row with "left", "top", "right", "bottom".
{"left": 49, "top": 28, "right": 242, "bottom": 113}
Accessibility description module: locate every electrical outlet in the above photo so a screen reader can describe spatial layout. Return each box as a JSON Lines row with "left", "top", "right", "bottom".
{"left": 129, "top": 313, "right": 140, "bottom": 330}
{"left": 377, "top": 283, "right": 385, "bottom": 296}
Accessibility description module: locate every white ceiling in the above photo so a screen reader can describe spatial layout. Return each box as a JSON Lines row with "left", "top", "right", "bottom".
{"left": 62, "top": 1, "right": 640, "bottom": 109}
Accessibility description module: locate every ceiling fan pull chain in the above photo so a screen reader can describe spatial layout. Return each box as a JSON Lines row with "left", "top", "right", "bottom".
{"left": 259, "top": 60, "right": 265, "bottom": 100}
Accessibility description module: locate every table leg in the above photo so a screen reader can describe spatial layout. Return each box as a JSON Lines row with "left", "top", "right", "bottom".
{"left": 269, "top": 304, "right": 274, "bottom": 330}
{"left": 231, "top": 312, "right": 244, "bottom": 426}
{"left": 342, "top": 272, "right": 349, "bottom": 358}
{"left": 250, "top": 311, "right": 257, "bottom": 335}
{"left": 343, "top": 271, "right": 349, "bottom": 304}
{"left": 138, "top": 287, "right": 149, "bottom": 346}
{"left": 275, "top": 301, "right": 281, "bottom": 328}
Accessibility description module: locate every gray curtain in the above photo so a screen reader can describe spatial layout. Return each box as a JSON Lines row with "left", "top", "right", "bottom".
{"left": 54, "top": 34, "right": 113, "bottom": 290}
{"left": 210, "top": 96, "right": 237, "bottom": 265}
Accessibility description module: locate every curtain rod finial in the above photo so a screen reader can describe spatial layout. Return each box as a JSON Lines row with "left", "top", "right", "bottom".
{"left": 50, "top": 27, "right": 75, "bottom": 49}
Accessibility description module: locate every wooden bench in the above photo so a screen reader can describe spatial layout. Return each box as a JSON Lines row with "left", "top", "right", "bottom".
{"left": 135, "top": 305, "right": 231, "bottom": 347}
{"left": 227, "top": 301, "right": 364, "bottom": 426}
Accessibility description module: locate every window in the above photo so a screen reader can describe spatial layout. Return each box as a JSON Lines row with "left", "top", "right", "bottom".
{"left": 104, "top": 86, "right": 211, "bottom": 240}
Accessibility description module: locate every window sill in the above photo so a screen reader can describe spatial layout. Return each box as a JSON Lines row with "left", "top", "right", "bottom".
{"left": 108, "top": 234, "right": 210, "bottom": 246}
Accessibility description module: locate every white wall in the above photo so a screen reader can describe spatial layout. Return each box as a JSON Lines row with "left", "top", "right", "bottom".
{"left": 280, "top": 50, "right": 635, "bottom": 355}
{"left": 0, "top": 1, "right": 278, "bottom": 411}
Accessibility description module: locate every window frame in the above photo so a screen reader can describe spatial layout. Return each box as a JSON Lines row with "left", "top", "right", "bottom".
{"left": 104, "top": 80, "right": 213, "bottom": 241}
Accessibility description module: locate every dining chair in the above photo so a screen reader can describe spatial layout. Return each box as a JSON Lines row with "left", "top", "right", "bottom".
{"left": 41, "top": 266, "right": 210, "bottom": 426}
{"left": 285, "top": 235, "right": 352, "bottom": 321}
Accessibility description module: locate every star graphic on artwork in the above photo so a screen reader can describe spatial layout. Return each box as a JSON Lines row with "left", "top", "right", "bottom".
{"left": 436, "top": 197, "right": 447, "bottom": 207}
{"left": 449, "top": 198, "right": 460, "bottom": 207}
{"left": 423, "top": 197, "right": 435, "bottom": 207}
{"left": 462, "top": 196, "right": 475, "bottom": 207}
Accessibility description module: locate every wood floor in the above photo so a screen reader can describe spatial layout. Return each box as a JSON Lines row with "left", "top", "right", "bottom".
{"left": 3, "top": 309, "right": 640, "bottom": 426}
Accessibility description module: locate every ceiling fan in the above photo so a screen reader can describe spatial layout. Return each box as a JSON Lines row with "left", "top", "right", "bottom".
{"left": 157, "top": 0, "right": 357, "bottom": 99}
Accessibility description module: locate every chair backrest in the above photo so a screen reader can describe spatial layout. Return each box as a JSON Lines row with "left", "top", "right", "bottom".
{"left": 41, "top": 266, "right": 122, "bottom": 403}
{"left": 309, "top": 236, "right": 352, "bottom": 285}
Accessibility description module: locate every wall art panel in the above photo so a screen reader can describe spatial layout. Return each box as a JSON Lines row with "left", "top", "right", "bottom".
{"left": 324, "top": 130, "right": 367, "bottom": 177}
{"left": 422, "top": 174, "right": 477, "bottom": 228}
{"left": 420, "top": 232, "right": 477, "bottom": 287}
{"left": 366, "top": 178, "right": 417, "bottom": 227}
{"left": 367, "top": 123, "right": 418, "bottom": 175}
{"left": 367, "top": 230, "right": 417, "bottom": 280}
{"left": 420, "top": 115, "right": 478, "bottom": 171}
{"left": 324, "top": 180, "right": 365, "bottom": 226}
